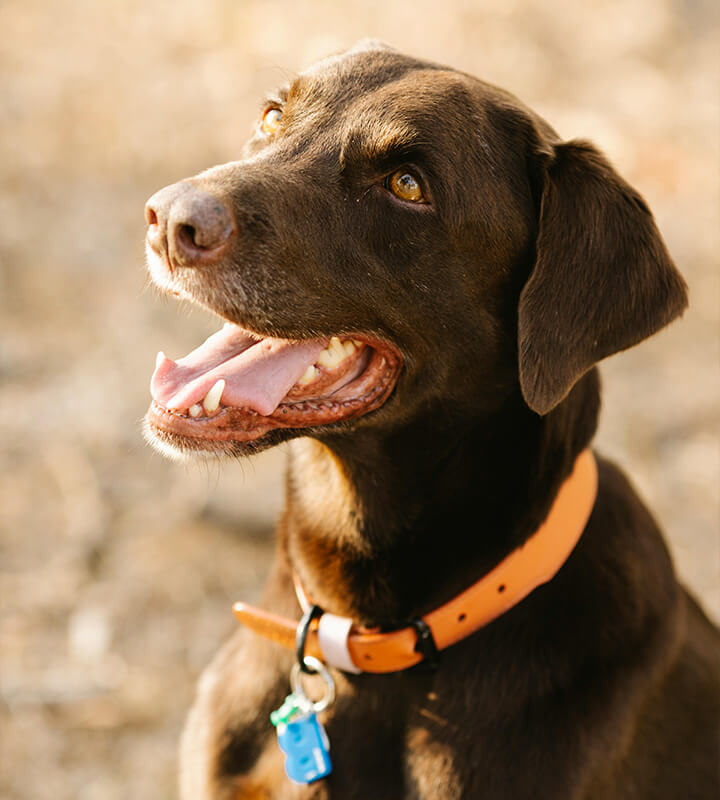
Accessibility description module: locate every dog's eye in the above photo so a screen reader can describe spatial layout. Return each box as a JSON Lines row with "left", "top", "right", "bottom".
{"left": 261, "top": 107, "right": 283, "bottom": 137}
{"left": 386, "top": 170, "right": 426, "bottom": 203}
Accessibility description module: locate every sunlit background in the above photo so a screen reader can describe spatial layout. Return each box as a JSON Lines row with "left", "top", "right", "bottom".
{"left": 1, "top": 1, "right": 718, "bottom": 797}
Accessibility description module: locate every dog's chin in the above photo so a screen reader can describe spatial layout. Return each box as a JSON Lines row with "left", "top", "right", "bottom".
{"left": 142, "top": 395, "right": 395, "bottom": 462}
{"left": 142, "top": 417, "right": 299, "bottom": 461}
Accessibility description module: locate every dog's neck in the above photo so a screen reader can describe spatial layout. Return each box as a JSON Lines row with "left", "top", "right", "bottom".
{"left": 282, "top": 371, "right": 600, "bottom": 628}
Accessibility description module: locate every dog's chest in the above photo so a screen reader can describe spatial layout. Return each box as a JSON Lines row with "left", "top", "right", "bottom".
{"left": 231, "top": 714, "right": 463, "bottom": 800}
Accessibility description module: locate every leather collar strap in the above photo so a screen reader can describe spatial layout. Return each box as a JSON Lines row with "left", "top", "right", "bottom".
{"left": 233, "top": 449, "right": 598, "bottom": 674}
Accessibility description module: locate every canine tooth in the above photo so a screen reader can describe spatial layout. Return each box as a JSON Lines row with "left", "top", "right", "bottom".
{"left": 202, "top": 379, "right": 225, "bottom": 413}
{"left": 156, "top": 351, "right": 166, "bottom": 368}
{"left": 298, "top": 365, "right": 318, "bottom": 385}
{"left": 188, "top": 403, "right": 202, "bottom": 418}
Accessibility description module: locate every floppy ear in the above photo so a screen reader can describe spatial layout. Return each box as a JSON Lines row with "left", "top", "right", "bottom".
{"left": 518, "top": 140, "right": 688, "bottom": 415}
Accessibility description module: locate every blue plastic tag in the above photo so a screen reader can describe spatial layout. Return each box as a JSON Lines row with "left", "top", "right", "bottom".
{"left": 271, "top": 694, "right": 332, "bottom": 784}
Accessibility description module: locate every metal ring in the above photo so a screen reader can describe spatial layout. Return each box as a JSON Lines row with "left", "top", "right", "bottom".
{"left": 290, "top": 656, "right": 336, "bottom": 713}
{"left": 296, "top": 604, "right": 323, "bottom": 674}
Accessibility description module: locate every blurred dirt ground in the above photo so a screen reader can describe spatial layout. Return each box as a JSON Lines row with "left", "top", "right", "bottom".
{"left": 0, "top": 1, "right": 718, "bottom": 797}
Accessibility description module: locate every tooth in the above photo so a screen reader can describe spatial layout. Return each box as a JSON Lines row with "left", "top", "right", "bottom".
{"left": 316, "top": 349, "right": 331, "bottom": 367}
{"left": 156, "top": 351, "right": 166, "bottom": 368}
{"left": 343, "top": 340, "right": 356, "bottom": 356}
{"left": 202, "top": 379, "right": 225, "bottom": 413}
{"left": 317, "top": 336, "right": 354, "bottom": 369}
{"left": 317, "top": 347, "right": 343, "bottom": 369}
{"left": 352, "top": 339, "right": 362, "bottom": 347}
{"left": 298, "top": 365, "right": 318, "bottom": 385}
{"left": 188, "top": 404, "right": 202, "bottom": 418}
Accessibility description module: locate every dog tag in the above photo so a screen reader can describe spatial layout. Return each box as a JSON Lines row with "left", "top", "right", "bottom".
{"left": 271, "top": 694, "right": 332, "bottom": 784}
{"left": 271, "top": 655, "right": 335, "bottom": 784}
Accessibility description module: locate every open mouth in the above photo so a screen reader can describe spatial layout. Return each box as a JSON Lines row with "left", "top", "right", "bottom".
{"left": 145, "top": 322, "right": 402, "bottom": 454}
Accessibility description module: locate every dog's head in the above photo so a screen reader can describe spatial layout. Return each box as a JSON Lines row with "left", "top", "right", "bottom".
{"left": 144, "top": 42, "right": 687, "bottom": 460}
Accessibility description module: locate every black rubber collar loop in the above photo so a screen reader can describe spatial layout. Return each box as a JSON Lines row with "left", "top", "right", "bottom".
{"left": 410, "top": 617, "right": 440, "bottom": 670}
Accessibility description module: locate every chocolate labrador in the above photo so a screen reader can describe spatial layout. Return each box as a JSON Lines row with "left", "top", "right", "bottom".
{"left": 143, "top": 41, "right": 720, "bottom": 800}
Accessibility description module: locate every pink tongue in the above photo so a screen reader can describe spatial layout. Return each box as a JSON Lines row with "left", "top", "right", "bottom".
{"left": 150, "top": 325, "right": 327, "bottom": 416}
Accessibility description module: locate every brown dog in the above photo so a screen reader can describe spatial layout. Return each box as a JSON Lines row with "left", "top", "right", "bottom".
{"left": 143, "top": 41, "right": 720, "bottom": 800}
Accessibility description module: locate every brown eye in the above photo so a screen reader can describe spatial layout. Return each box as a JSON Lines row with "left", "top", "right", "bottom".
{"left": 261, "top": 107, "right": 283, "bottom": 136}
{"left": 386, "top": 170, "right": 426, "bottom": 203}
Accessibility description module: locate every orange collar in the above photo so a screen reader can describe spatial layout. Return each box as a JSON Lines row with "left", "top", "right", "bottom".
{"left": 233, "top": 449, "right": 598, "bottom": 673}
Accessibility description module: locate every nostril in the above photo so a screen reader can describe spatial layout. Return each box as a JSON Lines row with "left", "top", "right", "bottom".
{"left": 145, "top": 204, "right": 166, "bottom": 257}
{"left": 166, "top": 189, "right": 235, "bottom": 265}
{"left": 177, "top": 223, "right": 200, "bottom": 250}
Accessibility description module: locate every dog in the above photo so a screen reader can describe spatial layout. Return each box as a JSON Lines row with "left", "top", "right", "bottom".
{"left": 143, "top": 41, "right": 720, "bottom": 800}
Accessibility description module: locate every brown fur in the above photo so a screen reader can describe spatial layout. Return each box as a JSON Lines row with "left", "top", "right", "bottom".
{"left": 146, "top": 42, "right": 719, "bottom": 799}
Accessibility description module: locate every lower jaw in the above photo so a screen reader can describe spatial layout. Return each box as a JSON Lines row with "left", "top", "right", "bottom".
{"left": 144, "top": 351, "right": 401, "bottom": 456}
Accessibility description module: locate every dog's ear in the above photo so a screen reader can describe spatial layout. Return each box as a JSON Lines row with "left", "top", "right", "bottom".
{"left": 518, "top": 140, "right": 688, "bottom": 415}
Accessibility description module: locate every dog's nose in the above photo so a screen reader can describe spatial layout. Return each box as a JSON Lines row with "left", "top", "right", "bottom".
{"left": 145, "top": 182, "right": 235, "bottom": 266}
